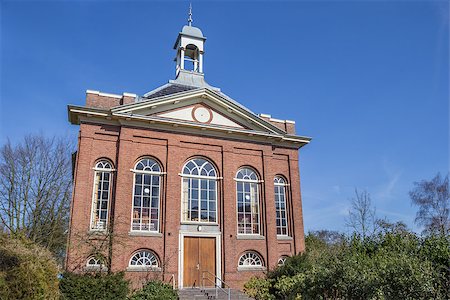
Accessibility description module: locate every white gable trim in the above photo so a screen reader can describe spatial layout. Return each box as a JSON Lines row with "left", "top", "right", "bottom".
{"left": 112, "top": 88, "right": 285, "bottom": 135}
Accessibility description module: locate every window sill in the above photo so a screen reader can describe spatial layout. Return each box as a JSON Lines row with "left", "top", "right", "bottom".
{"left": 126, "top": 267, "right": 162, "bottom": 272}
{"left": 128, "top": 231, "right": 162, "bottom": 237}
{"left": 277, "top": 235, "right": 293, "bottom": 241}
{"left": 85, "top": 266, "right": 108, "bottom": 272}
{"left": 180, "top": 221, "right": 219, "bottom": 226}
{"left": 237, "top": 266, "right": 266, "bottom": 272}
{"left": 87, "top": 230, "right": 107, "bottom": 237}
{"left": 237, "top": 235, "right": 265, "bottom": 240}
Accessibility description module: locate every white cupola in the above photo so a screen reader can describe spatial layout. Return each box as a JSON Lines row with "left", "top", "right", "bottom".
{"left": 174, "top": 5, "right": 206, "bottom": 74}
{"left": 170, "top": 5, "right": 217, "bottom": 89}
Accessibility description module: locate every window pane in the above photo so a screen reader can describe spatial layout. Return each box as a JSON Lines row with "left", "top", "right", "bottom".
{"left": 144, "top": 175, "right": 151, "bottom": 185}
{"left": 132, "top": 171, "right": 160, "bottom": 232}
{"left": 201, "top": 180, "right": 207, "bottom": 189}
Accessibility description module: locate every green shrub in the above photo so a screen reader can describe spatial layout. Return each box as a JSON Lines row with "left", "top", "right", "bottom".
{"left": 59, "top": 271, "right": 129, "bottom": 300}
{"left": 0, "top": 234, "right": 60, "bottom": 300}
{"left": 129, "top": 280, "right": 177, "bottom": 300}
{"left": 243, "top": 277, "right": 275, "bottom": 300}
{"left": 255, "top": 232, "right": 449, "bottom": 300}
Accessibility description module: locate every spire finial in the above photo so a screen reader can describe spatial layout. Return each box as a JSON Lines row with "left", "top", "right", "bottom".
{"left": 188, "top": 3, "right": 193, "bottom": 26}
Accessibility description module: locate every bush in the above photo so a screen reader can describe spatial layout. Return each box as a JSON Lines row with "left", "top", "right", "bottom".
{"left": 243, "top": 277, "right": 275, "bottom": 300}
{"left": 129, "top": 280, "right": 177, "bottom": 300}
{"left": 0, "top": 234, "right": 60, "bottom": 300}
{"left": 247, "top": 232, "right": 449, "bottom": 300}
{"left": 59, "top": 271, "right": 129, "bottom": 300}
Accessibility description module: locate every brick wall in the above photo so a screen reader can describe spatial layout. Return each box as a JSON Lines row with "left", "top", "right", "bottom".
{"left": 66, "top": 122, "right": 305, "bottom": 289}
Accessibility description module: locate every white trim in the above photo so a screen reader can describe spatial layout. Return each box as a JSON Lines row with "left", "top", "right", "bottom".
{"left": 92, "top": 167, "right": 116, "bottom": 172}
{"left": 285, "top": 120, "right": 296, "bottom": 124}
{"left": 237, "top": 266, "right": 266, "bottom": 272}
{"left": 86, "top": 89, "right": 100, "bottom": 94}
{"left": 71, "top": 109, "right": 109, "bottom": 117}
{"left": 129, "top": 165, "right": 162, "bottom": 233}
{"left": 112, "top": 89, "right": 284, "bottom": 135}
{"left": 269, "top": 117, "right": 285, "bottom": 123}
{"left": 123, "top": 92, "right": 137, "bottom": 98}
{"left": 130, "top": 168, "right": 166, "bottom": 175}
{"left": 178, "top": 231, "right": 222, "bottom": 289}
{"left": 86, "top": 90, "right": 123, "bottom": 99}
{"left": 234, "top": 178, "right": 264, "bottom": 183}
{"left": 180, "top": 221, "right": 219, "bottom": 226}
{"left": 236, "top": 234, "right": 265, "bottom": 240}
{"left": 277, "top": 235, "right": 293, "bottom": 240}
{"left": 89, "top": 167, "right": 113, "bottom": 231}
{"left": 178, "top": 173, "right": 222, "bottom": 180}
{"left": 128, "top": 231, "right": 163, "bottom": 237}
{"left": 180, "top": 160, "right": 219, "bottom": 223}
{"left": 274, "top": 177, "right": 289, "bottom": 237}
{"left": 236, "top": 177, "right": 262, "bottom": 236}
{"left": 111, "top": 112, "right": 311, "bottom": 144}
{"left": 258, "top": 113, "right": 271, "bottom": 118}
{"left": 126, "top": 266, "right": 162, "bottom": 272}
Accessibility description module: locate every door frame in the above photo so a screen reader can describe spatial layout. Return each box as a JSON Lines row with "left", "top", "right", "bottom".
{"left": 178, "top": 231, "right": 221, "bottom": 289}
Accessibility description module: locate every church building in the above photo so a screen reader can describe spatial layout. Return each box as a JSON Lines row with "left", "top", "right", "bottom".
{"left": 66, "top": 11, "right": 310, "bottom": 290}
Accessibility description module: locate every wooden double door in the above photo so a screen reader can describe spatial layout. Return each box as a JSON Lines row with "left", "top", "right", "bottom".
{"left": 183, "top": 237, "right": 216, "bottom": 288}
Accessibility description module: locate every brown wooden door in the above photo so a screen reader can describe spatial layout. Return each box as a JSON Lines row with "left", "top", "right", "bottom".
{"left": 183, "top": 237, "right": 216, "bottom": 288}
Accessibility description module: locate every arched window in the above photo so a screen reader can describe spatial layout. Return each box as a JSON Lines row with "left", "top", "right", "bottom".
{"left": 131, "top": 158, "right": 162, "bottom": 232}
{"left": 129, "top": 250, "right": 159, "bottom": 268}
{"left": 277, "top": 255, "right": 289, "bottom": 266}
{"left": 274, "top": 176, "right": 289, "bottom": 236}
{"left": 181, "top": 158, "right": 218, "bottom": 223}
{"left": 90, "top": 160, "right": 114, "bottom": 230}
{"left": 236, "top": 168, "right": 260, "bottom": 235}
{"left": 86, "top": 256, "right": 104, "bottom": 268}
{"left": 238, "top": 251, "right": 264, "bottom": 268}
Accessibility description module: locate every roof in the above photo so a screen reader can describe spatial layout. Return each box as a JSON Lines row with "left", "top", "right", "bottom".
{"left": 141, "top": 81, "right": 258, "bottom": 117}
{"left": 181, "top": 25, "right": 204, "bottom": 39}
{"left": 143, "top": 83, "right": 198, "bottom": 99}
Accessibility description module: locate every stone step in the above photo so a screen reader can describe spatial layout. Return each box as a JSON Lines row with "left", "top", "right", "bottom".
{"left": 178, "top": 288, "right": 254, "bottom": 300}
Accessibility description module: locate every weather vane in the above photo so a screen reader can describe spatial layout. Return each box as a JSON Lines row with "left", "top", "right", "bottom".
{"left": 188, "top": 3, "right": 193, "bottom": 26}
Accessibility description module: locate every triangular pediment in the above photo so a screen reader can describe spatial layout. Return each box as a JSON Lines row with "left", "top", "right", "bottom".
{"left": 111, "top": 88, "right": 287, "bottom": 135}
{"left": 156, "top": 103, "right": 245, "bottom": 129}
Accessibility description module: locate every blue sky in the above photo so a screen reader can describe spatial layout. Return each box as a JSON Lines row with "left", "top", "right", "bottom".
{"left": 1, "top": 1, "right": 448, "bottom": 233}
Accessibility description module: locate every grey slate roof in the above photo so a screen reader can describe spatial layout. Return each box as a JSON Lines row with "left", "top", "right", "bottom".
{"left": 142, "top": 83, "right": 198, "bottom": 100}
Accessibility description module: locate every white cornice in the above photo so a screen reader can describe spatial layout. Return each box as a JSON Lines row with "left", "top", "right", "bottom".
{"left": 86, "top": 90, "right": 123, "bottom": 99}
{"left": 259, "top": 113, "right": 271, "bottom": 118}
{"left": 269, "top": 117, "right": 285, "bottom": 123}
{"left": 123, "top": 92, "right": 137, "bottom": 98}
{"left": 72, "top": 113, "right": 311, "bottom": 148}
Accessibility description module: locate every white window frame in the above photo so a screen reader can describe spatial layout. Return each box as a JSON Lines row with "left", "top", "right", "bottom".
{"left": 235, "top": 168, "right": 262, "bottom": 236}
{"left": 89, "top": 160, "right": 114, "bottom": 231}
{"left": 181, "top": 158, "right": 219, "bottom": 224}
{"left": 127, "top": 250, "right": 161, "bottom": 271}
{"left": 130, "top": 158, "right": 163, "bottom": 233}
{"left": 238, "top": 251, "right": 265, "bottom": 271}
{"left": 274, "top": 176, "right": 289, "bottom": 237}
{"left": 277, "top": 255, "right": 289, "bottom": 266}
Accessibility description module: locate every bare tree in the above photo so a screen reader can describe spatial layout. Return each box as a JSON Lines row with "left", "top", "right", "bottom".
{"left": 409, "top": 173, "right": 450, "bottom": 236}
{"left": 68, "top": 217, "right": 129, "bottom": 275}
{"left": 346, "top": 189, "right": 377, "bottom": 238}
{"left": 0, "top": 135, "right": 73, "bottom": 259}
{"left": 310, "top": 230, "right": 345, "bottom": 245}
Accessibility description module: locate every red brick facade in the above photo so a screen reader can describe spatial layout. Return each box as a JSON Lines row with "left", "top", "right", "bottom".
{"left": 66, "top": 84, "right": 309, "bottom": 290}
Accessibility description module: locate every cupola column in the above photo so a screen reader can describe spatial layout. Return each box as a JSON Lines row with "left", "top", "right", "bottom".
{"left": 199, "top": 51, "right": 204, "bottom": 73}
{"left": 180, "top": 47, "right": 185, "bottom": 70}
